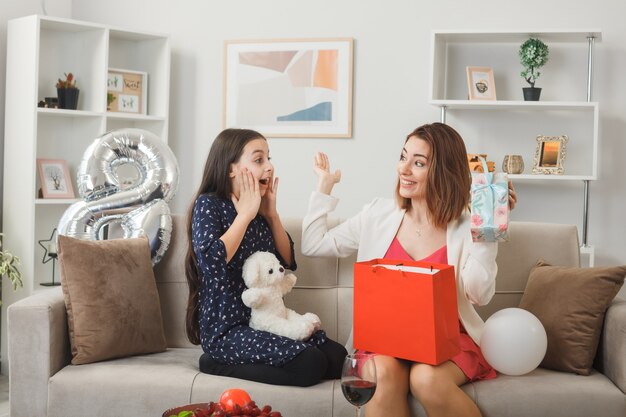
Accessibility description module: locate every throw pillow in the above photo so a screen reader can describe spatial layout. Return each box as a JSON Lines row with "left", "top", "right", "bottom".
{"left": 518, "top": 259, "right": 626, "bottom": 375}
{"left": 58, "top": 235, "right": 167, "bottom": 365}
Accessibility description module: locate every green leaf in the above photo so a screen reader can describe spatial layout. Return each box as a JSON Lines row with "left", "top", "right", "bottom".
{"left": 519, "top": 38, "right": 549, "bottom": 85}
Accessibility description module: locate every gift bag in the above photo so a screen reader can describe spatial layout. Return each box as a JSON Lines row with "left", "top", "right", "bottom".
{"left": 353, "top": 259, "right": 460, "bottom": 365}
{"left": 470, "top": 157, "right": 509, "bottom": 242}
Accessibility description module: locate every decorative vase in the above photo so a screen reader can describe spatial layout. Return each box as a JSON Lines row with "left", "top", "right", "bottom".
{"left": 522, "top": 87, "right": 541, "bottom": 101}
{"left": 57, "top": 88, "right": 80, "bottom": 110}
{"left": 502, "top": 155, "right": 524, "bottom": 174}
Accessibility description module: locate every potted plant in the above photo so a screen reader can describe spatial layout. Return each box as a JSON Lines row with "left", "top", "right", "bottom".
{"left": 107, "top": 92, "right": 115, "bottom": 111}
{"left": 56, "top": 72, "right": 80, "bottom": 109}
{"left": 0, "top": 233, "right": 22, "bottom": 305}
{"left": 519, "top": 38, "right": 549, "bottom": 101}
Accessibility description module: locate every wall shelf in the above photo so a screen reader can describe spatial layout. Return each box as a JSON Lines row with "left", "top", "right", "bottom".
{"left": 2, "top": 14, "right": 171, "bottom": 371}
{"left": 430, "top": 29, "right": 601, "bottom": 265}
{"left": 508, "top": 174, "right": 596, "bottom": 181}
{"left": 430, "top": 100, "right": 598, "bottom": 111}
{"left": 37, "top": 108, "right": 104, "bottom": 118}
{"left": 106, "top": 112, "right": 166, "bottom": 121}
{"left": 34, "top": 199, "right": 82, "bottom": 205}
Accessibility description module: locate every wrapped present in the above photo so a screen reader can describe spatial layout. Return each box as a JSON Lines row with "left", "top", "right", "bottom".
{"left": 471, "top": 157, "right": 509, "bottom": 242}
{"left": 353, "top": 259, "right": 461, "bottom": 365}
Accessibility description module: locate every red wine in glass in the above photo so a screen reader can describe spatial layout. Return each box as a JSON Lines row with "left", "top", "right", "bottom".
{"left": 341, "top": 379, "right": 377, "bottom": 406}
{"left": 341, "top": 353, "right": 377, "bottom": 416}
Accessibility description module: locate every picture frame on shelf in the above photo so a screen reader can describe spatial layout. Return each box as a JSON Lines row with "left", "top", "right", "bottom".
{"left": 107, "top": 68, "right": 148, "bottom": 115}
{"left": 532, "top": 135, "right": 569, "bottom": 175}
{"left": 224, "top": 38, "right": 354, "bottom": 138}
{"left": 466, "top": 66, "right": 497, "bottom": 100}
{"left": 37, "top": 159, "right": 75, "bottom": 199}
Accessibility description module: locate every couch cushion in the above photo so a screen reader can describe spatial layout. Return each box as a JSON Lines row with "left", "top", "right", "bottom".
{"left": 285, "top": 217, "right": 341, "bottom": 287}
{"left": 153, "top": 214, "right": 198, "bottom": 348}
{"left": 475, "top": 221, "right": 580, "bottom": 321}
{"left": 47, "top": 348, "right": 200, "bottom": 417}
{"left": 285, "top": 288, "right": 338, "bottom": 341}
{"left": 518, "top": 260, "right": 626, "bottom": 375}
{"left": 469, "top": 368, "right": 626, "bottom": 417}
{"left": 58, "top": 235, "right": 167, "bottom": 365}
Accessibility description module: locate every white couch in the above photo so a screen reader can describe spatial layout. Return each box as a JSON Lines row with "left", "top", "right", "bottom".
{"left": 8, "top": 215, "right": 626, "bottom": 417}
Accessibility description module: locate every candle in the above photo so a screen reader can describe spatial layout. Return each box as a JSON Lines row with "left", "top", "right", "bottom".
{"left": 48, "top": 242, "right": 57, "bottom": 256}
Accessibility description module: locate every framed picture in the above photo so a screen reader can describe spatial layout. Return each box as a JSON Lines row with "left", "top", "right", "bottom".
{"left": 224, "top": 38, "right": 354, "bottom": 138}
{"left": 107, "top": 68, "right": 148, "bottom": 114}
{"left": 532, "top": 135, "right": 569, "bottom": 175}
{"left": 37, "top": 159, "right": 75, "bottom": 198}
{"left": 466, "top": 66, "right": 497, "bottom": 100}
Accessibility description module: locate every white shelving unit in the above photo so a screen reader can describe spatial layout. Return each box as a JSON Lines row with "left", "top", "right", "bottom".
{"left": 429, "top": 30, "right": 601, "bottom": 265}
{"left": 1, "top": 15, "right": 170, "bottom": 371}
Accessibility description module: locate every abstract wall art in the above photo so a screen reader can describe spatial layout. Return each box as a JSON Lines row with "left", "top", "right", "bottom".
{"left": 224, "top": 38, "right": 353, "bottom": 137}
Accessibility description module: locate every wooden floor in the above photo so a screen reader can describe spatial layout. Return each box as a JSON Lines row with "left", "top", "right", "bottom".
{"left": 0, "top": 374, "right": 8, "bottom": 417}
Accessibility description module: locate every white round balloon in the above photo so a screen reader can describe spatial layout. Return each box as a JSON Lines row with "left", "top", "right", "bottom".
{"left": 480, "top": 308, "right": 547, "bottom": 376}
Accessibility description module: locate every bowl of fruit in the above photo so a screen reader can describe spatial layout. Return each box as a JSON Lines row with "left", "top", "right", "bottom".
{"left": 163, "top": 388, "right": 283, "bottom": 417}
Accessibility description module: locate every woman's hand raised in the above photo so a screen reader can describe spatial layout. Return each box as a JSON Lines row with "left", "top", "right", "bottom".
{"left": 314, "top": 152, "right": 341, "bottom": 195}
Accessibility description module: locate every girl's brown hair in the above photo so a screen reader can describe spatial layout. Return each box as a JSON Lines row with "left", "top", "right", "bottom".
{"left": 395, "top": 123, "right": 470, "bottom": 229}
{"left": 184, "top": 128, "right": 266, "bottom": 344}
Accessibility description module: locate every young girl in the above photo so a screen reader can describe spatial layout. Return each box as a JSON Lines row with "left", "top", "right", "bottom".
{"left": 302, "top": 123, "right": 517, "bottom": 416}
{"left": 185, "top": 128, "right": 346, "bottom": 387}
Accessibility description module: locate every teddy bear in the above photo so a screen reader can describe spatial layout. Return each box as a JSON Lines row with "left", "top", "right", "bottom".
{"left": 241, "top": 251, "right": 321, "bottom": 341}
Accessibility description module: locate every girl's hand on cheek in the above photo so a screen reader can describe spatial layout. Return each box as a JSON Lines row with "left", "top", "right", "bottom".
{"left": 231, "top": 169, "right": 261, "bottom": 222}
{"left": 259, "top": 176, "right": 279, "bottom": 221}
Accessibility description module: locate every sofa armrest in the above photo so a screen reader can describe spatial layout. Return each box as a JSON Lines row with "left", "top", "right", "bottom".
{"left": 598, "top": 297, "right": 626, "bottom": 393}
{"left": 8, "top": 287, "right": 70, "bottom": 417}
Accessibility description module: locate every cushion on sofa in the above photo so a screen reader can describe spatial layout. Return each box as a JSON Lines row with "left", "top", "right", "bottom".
{"left": 58, "top": 235, "right": 167, "bottom": 365}
{"left": 518, "top": 259, "right": 626, "bottom": 375}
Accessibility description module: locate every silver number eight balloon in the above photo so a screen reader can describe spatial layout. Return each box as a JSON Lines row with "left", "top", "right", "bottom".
{"left": 58, "top": 128, "right": 179, "bottom": 264}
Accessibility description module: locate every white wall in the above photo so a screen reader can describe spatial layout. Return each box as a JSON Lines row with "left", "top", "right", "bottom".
{"left": 1, "top": 1, "right": 623, "bottom": 274}
{"left": 71, "top": 0, "right": 626, "bottom": 275}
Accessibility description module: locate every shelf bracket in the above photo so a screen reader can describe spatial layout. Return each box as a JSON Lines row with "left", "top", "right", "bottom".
{"left": 587, "top": 36, "right": 595, "bottom": 102}
{"left": 582, "top": 36, "right": 595, "bottom": 248}
{"left": 582, "top": 179, "right": 590, "bottom": 247}
{"left": 440, "top": 106, "right": 447, "bottom": 124}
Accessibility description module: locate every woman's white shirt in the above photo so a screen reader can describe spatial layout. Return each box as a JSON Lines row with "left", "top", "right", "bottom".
{"left": 301, "top": 191, "right": 498, "bottom": 349}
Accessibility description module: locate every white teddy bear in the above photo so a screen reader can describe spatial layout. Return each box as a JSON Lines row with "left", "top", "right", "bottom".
{"left": 242, "top": 251, "right": 321, "bottom": 341}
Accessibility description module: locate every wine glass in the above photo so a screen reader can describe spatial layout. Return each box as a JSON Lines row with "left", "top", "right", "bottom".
{"left": 341, "top": 353, "right": 377, "bottom": 417}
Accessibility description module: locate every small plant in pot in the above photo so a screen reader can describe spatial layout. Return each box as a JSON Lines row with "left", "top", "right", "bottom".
{"left": 56, "top": 72, "right": 80, "bottom": 110}
{"left": 519, "top": 38, "right": 549, "bottom": 101}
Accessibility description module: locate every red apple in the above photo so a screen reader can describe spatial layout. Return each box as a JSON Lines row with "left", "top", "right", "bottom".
{"left": 219, "top": 388, "right": 252, "bottom": 412}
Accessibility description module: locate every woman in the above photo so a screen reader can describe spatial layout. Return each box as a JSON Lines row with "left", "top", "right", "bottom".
{"left": 302, "top": 123, "right": 517, "bottom": 416}
{"left": 185, "top": 128, "right": 346, "bottom": 387}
